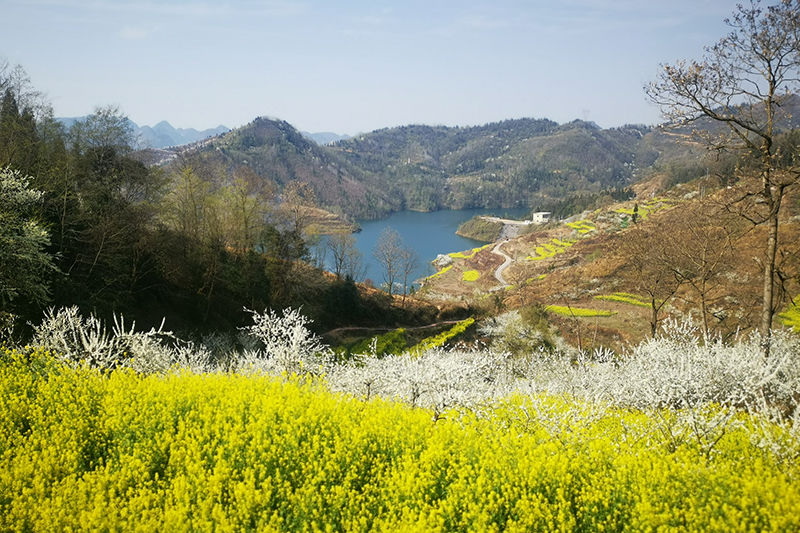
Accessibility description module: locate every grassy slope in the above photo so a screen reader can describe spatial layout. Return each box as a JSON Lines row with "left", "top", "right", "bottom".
{"left": 421, "top": 174, "right": 800, "bottom": 351}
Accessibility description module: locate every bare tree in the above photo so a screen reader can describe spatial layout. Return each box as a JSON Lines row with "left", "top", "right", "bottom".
{"left": 659, "top": 199, "right": 747, "bottom": 341}
{"left": 617, "top": 225, "right": 684, "bottom": 338}
{"left": 326, "top": 232, "right": 365, "bottom": 281}
{"left": 646, "top": 0, "right": 800, "bottom": 348}
{"left": 373, "top": 227, "right": 418, "bottom": 300}
{"left": 0, "top": 58, "right": 49, "bottom": 119}
{"left": 373, "top": 227, "right": 402, "bottom": 297}
{"left": 399, "top": 244, "right": 420, "bottom": 306}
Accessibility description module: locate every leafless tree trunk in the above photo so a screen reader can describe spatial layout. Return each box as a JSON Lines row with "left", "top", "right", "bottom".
{"left": 646, "top": 0, "right": 800, "bottom": 351}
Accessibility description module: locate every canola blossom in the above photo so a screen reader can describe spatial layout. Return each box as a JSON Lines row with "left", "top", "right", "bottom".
{"left": 462, "top": 270, "right": 480, "bottom": 282}
{"left": 526, "top": 238, "right": 576, "bottom": 261}
{"left": 565, "top": 220, "right": 596, "bottom": 234}
{"left": 3, "top": 309, "right": 800, "bottom": 531}
{"left": 426, "top": 264, "right": 453, "bottom": 281}
{"left": 448, "top": 244, "right": 491, "bottom": 260}
{"left": 595, "top": 292, "right": 652, "bottom": 308}
{"left": 614, "top": 197, "right": 676, "bottom": 221}
{"left": 779, "top": 301, "right": 800, "bottom": 332}
{"left": 545, "top": 305, "right": 617, "bottom": 317}
{"left": 1, "top": 346, "right": 799, "bottom": 532}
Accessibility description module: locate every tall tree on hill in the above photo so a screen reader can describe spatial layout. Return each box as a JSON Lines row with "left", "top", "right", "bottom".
{"left": 646, "top": 0, "right": 800, "bottom": 351}
{"left": 0, "top": 89, "right": 39, "bottom": 173}
{"left": 49, "top": 106, "right": 163, "bottom": 314}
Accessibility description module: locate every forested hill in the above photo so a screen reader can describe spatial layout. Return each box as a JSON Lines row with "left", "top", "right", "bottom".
{"left": 180, "top": 115, "right": 714, "bottom": 220}
{"left": 332, "top": 119, "right": 652, "bottom": 213}
{"left": 189, "top": 117, "right": 398, "bottom": 219}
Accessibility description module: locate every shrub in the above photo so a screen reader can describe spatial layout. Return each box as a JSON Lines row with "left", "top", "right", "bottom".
{"left": 30, "top": 306, "right": 186, "bottom": 372}
{"left": 479, "top": 310, "right": 556, "bottom": 357}
{"left": 234, "top": 307, "right": 332, "bottom": 375}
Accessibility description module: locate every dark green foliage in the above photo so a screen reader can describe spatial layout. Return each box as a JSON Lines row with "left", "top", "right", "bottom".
{"left": 322, "top": 277, "right": 364, "bottom": 327}
{"left": 661, "top": 162, "right": 709, "bottom": 189}
{"left": 0, "top": 89, "right": 40, "bottom": 173}
{"left": 456, "top": 216, "right": 504, "bottom": 242}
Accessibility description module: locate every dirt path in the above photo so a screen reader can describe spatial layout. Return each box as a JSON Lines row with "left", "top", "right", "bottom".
{"left": 492, "top": 241, "right": 512, "bottom": 286}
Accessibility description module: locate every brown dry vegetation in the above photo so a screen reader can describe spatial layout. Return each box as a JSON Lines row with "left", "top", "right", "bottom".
{"left": 421, "top": 177, "right": 800, "bottom": 352}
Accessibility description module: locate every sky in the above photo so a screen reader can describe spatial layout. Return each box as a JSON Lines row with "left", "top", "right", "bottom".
{"left": 2, "top": 0, "right": 741, "bottom": 135}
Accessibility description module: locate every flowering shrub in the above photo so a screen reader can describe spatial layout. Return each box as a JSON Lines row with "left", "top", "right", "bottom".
{"left": 30, "top": 306, "right": 185, "bottom": 372}
{"left": 478, "top": 311, "right": 557, "bottom": 357}
{"left": 233, "top": 307, "right": 332, "bottom": 376}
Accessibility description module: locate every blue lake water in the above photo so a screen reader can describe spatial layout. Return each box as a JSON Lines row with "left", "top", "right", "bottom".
{"left": 324, "top": 207, "right": 532, "bottom": 288}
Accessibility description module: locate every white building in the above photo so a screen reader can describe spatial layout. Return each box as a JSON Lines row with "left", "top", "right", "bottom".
{"left": 532, "top": 212, "right": 551, "bottom": 224}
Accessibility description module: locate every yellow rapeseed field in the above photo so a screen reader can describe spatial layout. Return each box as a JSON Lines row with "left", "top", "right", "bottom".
{"left": 2, "top": 347, "right": 798, "bottom": 532}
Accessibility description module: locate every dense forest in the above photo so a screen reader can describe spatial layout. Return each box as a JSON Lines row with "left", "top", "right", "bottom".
{"left": 168, "top": 110, "right": 731, "bottom": 221}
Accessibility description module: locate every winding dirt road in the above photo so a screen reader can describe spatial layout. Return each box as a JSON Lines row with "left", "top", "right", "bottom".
{"left": 492, "top": 241, "right": 512, "bottom": 286}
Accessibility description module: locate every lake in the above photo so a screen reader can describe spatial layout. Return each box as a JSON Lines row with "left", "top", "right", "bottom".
{"left": 318, "top": 207, "right": 532, "bottom": 288}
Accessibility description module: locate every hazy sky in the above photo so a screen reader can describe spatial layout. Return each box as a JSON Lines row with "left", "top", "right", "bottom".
{"left": 3, "top": 0, "right": 739, "bottom": 134}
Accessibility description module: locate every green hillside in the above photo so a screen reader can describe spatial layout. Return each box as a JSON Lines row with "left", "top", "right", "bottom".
{"left": 179, "top": 117, "right": 718, "bottom": 220}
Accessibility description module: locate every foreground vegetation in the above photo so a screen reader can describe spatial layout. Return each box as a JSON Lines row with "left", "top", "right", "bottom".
{"left": 1, "top": 354, "right": 797, "bottom": 532}
{"left": 1, "top": 307, "right": 799, "bottom": 531}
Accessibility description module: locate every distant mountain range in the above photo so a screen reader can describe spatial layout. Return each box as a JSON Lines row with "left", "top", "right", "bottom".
{"left": 55, "top": 117, "right": 230, "bottom": 149}
{"left": 57, "top": 117, "right": 353, "bottom": 149}
{"left": 142, "top": 95, "right": 800, "bottom": 220}
{"left": 135, "top": 121, "right": 230, "bottom": 148}
{"left": 300, "top": 131, "right": 352, "bottom": 145}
